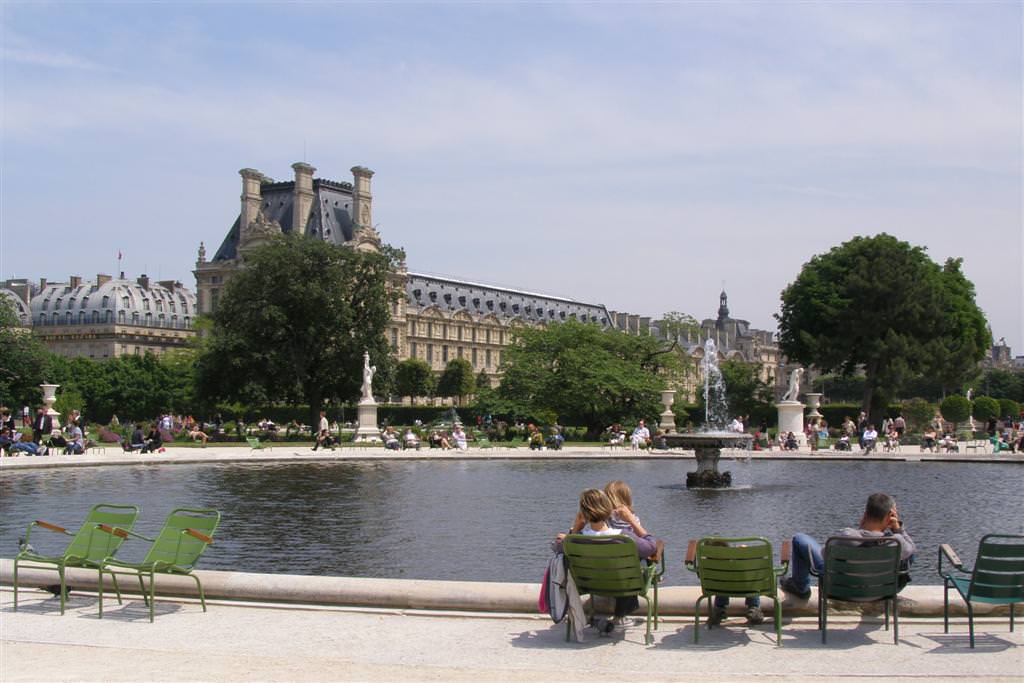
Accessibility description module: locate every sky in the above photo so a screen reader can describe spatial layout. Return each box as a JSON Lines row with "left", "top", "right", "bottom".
{"left": 2, "top": 2, "right": 1022, "bottom": 350}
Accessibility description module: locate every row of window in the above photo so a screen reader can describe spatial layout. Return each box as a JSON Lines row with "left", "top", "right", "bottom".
{"left": 408, "top": 342, "right": 500, "bottom": 369}
{"left": 35, "top": 311, "right": 192, "bottom": 328}
{"left": 410, "top": 321, "right": 504, "bottom": 345}
{"left": 40, "top": 294, "right": 190, "bottom": 314}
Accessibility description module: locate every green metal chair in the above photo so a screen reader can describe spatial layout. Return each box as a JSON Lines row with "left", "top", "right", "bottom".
{"left": 562, "top": 534, "right": 665, "bottom": 645}
{"left": 14, "top": 503, "right": 140, "bottom": 614}
{"left": 246, "top": 436, "right": 270, "bottom": 451}
{"left": 95, "top": 507, "right": 221, "bottom": 622}
{"left": 817, "top": 536, "right": 902, "bottom": 644}
{"left": 685, "top": 536, "right": 790, "bottom": 645}
{"left": 940, "top": 534, "right": 1024, "bottom": 648}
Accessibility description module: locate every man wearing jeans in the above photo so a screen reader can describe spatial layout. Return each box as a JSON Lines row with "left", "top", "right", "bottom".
{"left": 779, "top": 493, "right": 916, "bottom": 600}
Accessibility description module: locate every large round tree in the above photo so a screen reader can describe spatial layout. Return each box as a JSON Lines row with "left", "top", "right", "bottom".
{"left": 777, "top": 234, "right": 989, "bottom": 420}
{"left": 195, "top": 234, "right": 396, "bottom": 423}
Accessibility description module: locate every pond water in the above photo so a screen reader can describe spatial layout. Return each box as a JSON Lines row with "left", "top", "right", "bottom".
{"left": 1, "top": 459, "right": 1021, "bottom": 586}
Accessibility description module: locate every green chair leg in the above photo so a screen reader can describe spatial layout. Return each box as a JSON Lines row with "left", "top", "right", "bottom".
{"left": 884, "top": 599, "right": 889, "bottom": 630}
{"left": 110, "top": 572, "right": 123, "bottom": 605}
{"left": 98, "top": 569, "right": 105, "bottom": 618}
{"left": 694, "top": 596, "right": 704, "bottom": 643}
{"left": 967, "top": 602, "right": 975, "bottom": 649}
{"left": 148, "top": 571, "right": 156, "bottom": 623}
{"left": 775, "top": 597, "right": 782, "bottom": 646}
{"left": 58, "top": 565, "right": 66, "bottom": 615}
{"left": 943, "top": 582, "right": 950, "bottom": 633}
{"left": 12, "top": 559, "right": 19, "bottom": 611}
{"left": 893, "top": 597, "right": 899, "bottom": 645}
{"left": 138, "top": 575, "right": 149, "bottom": 606}
{"left": 1010, "top": 603, "right": 1015, "bottom": 632}
{"left": 191, "top": 573, "right": 207, "bottom": 613}
{"left": 821, "top": 597, "right": 828, "bottom": 644}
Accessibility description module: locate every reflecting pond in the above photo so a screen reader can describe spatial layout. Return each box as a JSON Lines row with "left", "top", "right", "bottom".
{"left": 2, "top": 459, "right": 1021, "bottom": 586}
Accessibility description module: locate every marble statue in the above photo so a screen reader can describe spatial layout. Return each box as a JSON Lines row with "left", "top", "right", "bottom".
{"left": 361, "top": 351, "right": 376, "bottom": 401}
{"left": 782, "top": 367, "right": 804, "bottom": 402}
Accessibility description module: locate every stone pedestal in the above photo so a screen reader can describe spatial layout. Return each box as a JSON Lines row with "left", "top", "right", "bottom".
{"left": 685, "top": 447, "right": 732, "bottom": 488}
{"left": 805, "top": 393, "right": 823, "bottom": 420}
{"left": 777, "top": 401, "right": 806, "bottom": 447}
{"left": 354, "top": 400, "right": 381, "bottom": 442}
{"left": 659, "top": 390, "right": 677, "bottom": 433}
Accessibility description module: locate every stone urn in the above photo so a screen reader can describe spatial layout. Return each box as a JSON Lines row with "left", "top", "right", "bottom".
{"left": 659, "top": 390, "right": 677, "bottom": 433}
{"left": 40, "top": 383, "right": 61, "bottom": 430}
{"left": 805, "top": 393, "right": 823, "bottom": 419}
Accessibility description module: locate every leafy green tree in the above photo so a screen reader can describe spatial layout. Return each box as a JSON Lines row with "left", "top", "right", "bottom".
{"left": 998, "top": 398, "right": 1021, "bottom": 421}
{"left": 978, "top": 369, "right": 1024, "bottom": 402}
{"left": 475, "top": 369, "right": 491, "bottom": 391}
{"left": 195, "top": 234, "right": 395, "bottom": 423}
{"left": 395, "top": 358, "right": 436, "bottom": 403}
{"left": 939, "top": 395, "right": 971, "bottom": 432}
{"left": 0, "top": 297, "right": 50, "bottom": 409}
{"left": 437, "top": 358, "right": 476, "bottom": 405}
{"left": 900, "top": 398, "right": 935, "bottom": 433}
{"left": 716, "top": 359, "right": 773, "bottom": 420}
{"left": 971, "top": 396, "right": 1000, "bottom": 423}
{"left": 496, "top": 320, "right": 677, "bottom": 436}
{"left": 777, "top": 234, "right": 989, "bottom": 422}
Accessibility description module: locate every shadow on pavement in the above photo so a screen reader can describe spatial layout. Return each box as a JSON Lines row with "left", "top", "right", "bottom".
{"left": 86, "top": 599, "right": 183, "bottom": 622}
{"left": 919, "top": 631, "right": 1018, "bottom": 653}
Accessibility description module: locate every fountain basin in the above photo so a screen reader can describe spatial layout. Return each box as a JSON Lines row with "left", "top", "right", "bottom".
{"left": 663, "top": 431, "right": 753, "bottom": 488}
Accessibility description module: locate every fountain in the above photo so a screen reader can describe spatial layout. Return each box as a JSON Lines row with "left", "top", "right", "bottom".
{"left": 663, "top": 339, "right": 751, "bottom": 488}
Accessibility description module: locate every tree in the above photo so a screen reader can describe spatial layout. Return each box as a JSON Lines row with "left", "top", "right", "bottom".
{"left": 716, "top": 359, "right": 773, "bottom": 421}
{"left": 395, "top": 358, "right": 436, "bottom": 403}
{"left": 978, "top": 369, "right": 1024, "bottom": 402}
{"left": 496, "top": 320, "right": 677, "bottom": 436}
{"left": 971, "top": 396, "right": 1000, "bottom": 424}
{"left": 998, "top": 398, "right": 1021, "bottom": 421}
{"left": 777, "top": 234, "right": 989, "bottom": 423}
{"left": 437, "top": 358, "right": 476, "bottom": 405}
{"left": 475, "top": 369, "right": 491, "bottom": 391}
{"left": 195, "top": 234, "right": 395, "bottom": 424}
{"left": 939, "top": 395, "right": 971, "bottom": 433}
{"left": 0, "top": 297, "right": 50, "bottom": 409}
{"left": 900, "top": 398, "right": 935, "bottom": 433}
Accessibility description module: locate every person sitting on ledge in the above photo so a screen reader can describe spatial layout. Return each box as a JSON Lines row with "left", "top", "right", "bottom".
{"left": 527, "top": 423, "right": 544, "bottom": 450}
{"left": 451, "top": 424, "right": 468, "bottom": 451}
{"left": 921, "top": 427, "right": 937, "bottom": 452}
{"left": 188, "top": 426, "right": 210, "bottom": 446}
{"left": 779, "top": 492, "right": 916, "bottom": 601}
{"left": 784, "top": 431, "right": 799, "bottom": 450}
{"left": 142, "top": 423, "right": 163, "bottom": 454}
{"left": 64, "top": 422, "right": 85, "bottom": 455}
{"left": 403, "top": 428, "right": 421, "bottom": 450}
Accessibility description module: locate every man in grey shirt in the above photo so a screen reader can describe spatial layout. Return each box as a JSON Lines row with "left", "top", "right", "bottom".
{"left": 780, "top": 493, "right": 916, "bottom": 600}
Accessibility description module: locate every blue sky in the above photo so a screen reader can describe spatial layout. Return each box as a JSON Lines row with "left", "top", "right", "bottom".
{"left": 3, "top": 2, "right": 1022, "bottom": 350}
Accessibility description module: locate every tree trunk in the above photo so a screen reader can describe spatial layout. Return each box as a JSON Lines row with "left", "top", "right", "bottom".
{"left": 307, "top": 389, "right": 323, "bottom": 430}
{"left": 861, "top": 361, "right": 878, "bottom": 428}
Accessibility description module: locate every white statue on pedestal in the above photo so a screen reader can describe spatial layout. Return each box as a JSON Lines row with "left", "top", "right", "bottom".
{"left": 361, "top": 351, "right": 376, "bottom": 402}
{"left": 782, "top": 367, "right": 804, "bottom": 402}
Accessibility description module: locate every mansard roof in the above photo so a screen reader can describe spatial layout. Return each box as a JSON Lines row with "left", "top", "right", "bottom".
{"left": 406, "top": 271, "right": 613, "bottom": 327}
{"left": 212, "top": 178, "right": 356, "bottom": 262}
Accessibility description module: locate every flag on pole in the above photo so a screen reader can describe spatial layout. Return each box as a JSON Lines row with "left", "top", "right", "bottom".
{"left": 117, "top": 251, "right": 122, "bottom": 261}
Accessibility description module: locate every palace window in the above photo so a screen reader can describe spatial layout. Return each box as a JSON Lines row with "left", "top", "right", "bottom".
{"left": 81, "top": 297, "right": 88, "bottom": 309}
{"left": 143, "top": 299, "right": 151, "bottom": 311}
{"left": 457, "top": 326, "right": 463, "bottom": 341}
{"left": 52, "top": 313, "right": 59, "bottom": 324}
{"left": 38, "top": 314, "right": 47, "bottom": 326}
{"left": 390, "top": 328, "right": 398, "bottom": 349}
{"left": 42, "top": 299, "right": 49, "bottom": 311}
{"left": 411, "top": 342, "right": 418, "bottom": 358}
{"left": 79, "top": 311, "right": 86, "bottom": 324}
{"left": 118, "top": 310, "right": 126, "bottom": 323}
{"left": 102, "top": 296, "right": 109, "bottom": 308}
{"left": 471, "top": 328, "right": 477, "bottom": 342}
{"left": 442, "top": 345, "right": 449, "bottom": 362}
{"left": 210, "top": 289, "right": 220, "bottom": 312}
{"left": 457, "top": 347, "right": 463, "bottom": 359}
{"left": 426, "top": 344, "right": 434, "bottom": 363}
{"left": 427, "top": 322, "right": 433, "bottom": 338}
{"left": 442, "top": 324, "right": 449, "bottom": 339}
{"left": 486, "top": 349, "right": 492, "bottom": 367}
{"left": 92, "top": 311, "right": 100, "bottom": 323}
{"left": 106, "top": 311, "right": 113, "bottom": 323}
{"left": 131, "top": 312, "right": 140, "bottom": 325}
{"left": 471, "top": 348, "right": 478, "bottom": 367}
{"left": 409, "top": 320, "right": 416, "bottom": 337}
{"left": 485, "top": 329, "right": 491, "bottom": 344}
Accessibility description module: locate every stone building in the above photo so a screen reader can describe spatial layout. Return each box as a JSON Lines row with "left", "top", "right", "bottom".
{"left": 2, "top": 274, "right": 196, "bottom": 358}
{"left": 195, "top": 163, "right": 614, "bottom": 386}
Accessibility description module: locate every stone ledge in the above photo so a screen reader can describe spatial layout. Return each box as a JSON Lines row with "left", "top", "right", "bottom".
{"left": 1, "top": 559, "right": 1010, "bottom": 617}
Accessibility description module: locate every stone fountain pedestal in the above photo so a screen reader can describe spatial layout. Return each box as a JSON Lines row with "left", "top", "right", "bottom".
{"left": 776, "top": 401, "right": 806, "bottom": 447}
{"left": 40, "top": 383, "right": 61, "bottom": 432}
{"left": 663, "top": 432, "right": 753, "bottom": 489}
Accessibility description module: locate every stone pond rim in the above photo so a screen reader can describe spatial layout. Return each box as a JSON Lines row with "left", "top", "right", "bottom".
{"left": 663, "top": 431, "right": 755, "bottom": 489}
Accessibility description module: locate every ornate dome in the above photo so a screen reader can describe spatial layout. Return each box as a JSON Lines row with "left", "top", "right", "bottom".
{"left": 1, "top": 289, "right": 30, "bottom": 325}
{"left": 29, "top": 276, "right": 196, "bottom": 330}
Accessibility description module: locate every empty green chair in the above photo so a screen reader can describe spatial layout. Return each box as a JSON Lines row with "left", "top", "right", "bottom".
{"left": 96, "top": 507, "right": 220, "bottom": 622}
{"left": 14, "top": 503, "right": 140, "bottom": 614}
{"left": 562, "top": 534, "right": 665, "bottom": 645}
{"left": 685, "top": 536, "right": 790, "bottom": 645}
{"left": 246, "top": 437, "right": 270, "bottom": 451}
{"left": 816, "top": 536, "right": 902, "bottom": 644}
{"left": 940, "top": 534, "right": 1024, "bottom": 648}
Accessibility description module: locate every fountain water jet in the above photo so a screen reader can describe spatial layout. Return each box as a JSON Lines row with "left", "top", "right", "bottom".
{"left": 663, "top": 339, "right": 752, "bottom": 488}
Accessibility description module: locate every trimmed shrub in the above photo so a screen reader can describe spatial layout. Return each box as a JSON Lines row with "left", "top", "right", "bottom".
{"left": 940, "top": 395, "right": 971, "bottom": 430}
{"left": 971, "top": 396, "right": 1000, "bottom": 423}
{"left": 998, "top": 398, "right": 1021, "bottom": 421}
{"left": 900, "top": 398, "right": 935, "bottom": 433}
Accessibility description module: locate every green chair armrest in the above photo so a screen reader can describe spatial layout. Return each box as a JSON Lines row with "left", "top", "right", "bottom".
{"left": 684, "top": 539, "right": 697, "bottom": 572}
{"left": 648, "top": 539, "right": 666, "bottom": 579}
{"left": 938, "top": 543, "right": 967, "bottom": 578}
{"left": 24, "top": 519, "right": 73, "bottom": 544}
{"left": 183, "top": 528, "right": 214, "bottom": 544}
{"left": 96, "top": 524, "right": 130, "bottom": 539}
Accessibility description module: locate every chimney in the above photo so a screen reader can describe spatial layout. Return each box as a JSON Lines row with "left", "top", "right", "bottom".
{"left": 291, "top": 162, "right": 316, "bottom": 234}
{"left": 158, "top": 279, "right": 177, "bottom": 290}
{"left": 351, "top": 166, "right": 375, "bottom": 230}
{"left": 97, "top": 274, "right": 112, "bottom": 286}
{"left": 40, "top": 278, "right": 48, "bottom": 290}
{"left": 137, "top": 274, "right": 150, "bottom": 289}
{"left": 239, "top": 168, "right": 263, "bottom": 232}
{"left": 69, "top": 275, "right": 82, "bottom": 289}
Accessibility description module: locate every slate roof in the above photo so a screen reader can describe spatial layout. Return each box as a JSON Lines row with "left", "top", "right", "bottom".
{"left": 406, "top": 272, "right": 613, "bottom": 327}
{"left": 212, "top": 179, "right": 356, "bottom": 262}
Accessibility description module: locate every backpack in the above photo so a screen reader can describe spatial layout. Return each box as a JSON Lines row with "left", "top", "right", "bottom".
{"left": 539, "top": 551, "right": 569, "bottom": 623}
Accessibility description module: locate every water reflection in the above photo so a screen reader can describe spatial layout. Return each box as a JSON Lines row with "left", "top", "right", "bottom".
{"left": 1, "top": 460, "right": 1021, "bottom": 586}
